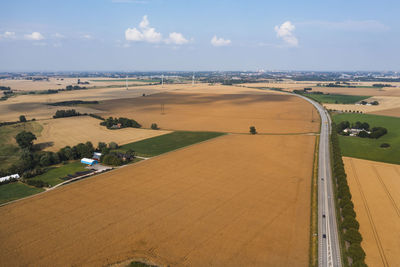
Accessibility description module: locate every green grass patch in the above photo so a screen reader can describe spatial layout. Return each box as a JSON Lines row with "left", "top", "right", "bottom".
{"left": 0, "top": 182, "right": 44, "bottom": 205}
{"left": 130, "top": 261, "right": 157, "bottom": 267}
{"left": 333, "top": 113, "right": 400, "bottom": 164}
{"left": 31, "top": 161, "right": 87, "bottom": 187}
{"left": 303, "top": 93, "right": 370, "bottom": 104}
{"left": 119, "top": 131, "right": 225, "bottom": 157}
{"left": 0, "top": 121, "right": 43, "bottom": 170}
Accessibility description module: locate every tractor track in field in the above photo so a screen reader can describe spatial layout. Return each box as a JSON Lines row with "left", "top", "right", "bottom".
{"left": 350, "top": 159, "right": 389, "bottom": 267}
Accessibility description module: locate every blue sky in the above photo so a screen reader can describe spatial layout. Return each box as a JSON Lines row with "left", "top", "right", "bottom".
{"left": 0, "top": 0, "right": 399, "bottom": 71}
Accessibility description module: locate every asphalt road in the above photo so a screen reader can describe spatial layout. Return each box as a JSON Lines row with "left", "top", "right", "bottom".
{"left": 296, "top": 94, "right": 342, "bottom": 267}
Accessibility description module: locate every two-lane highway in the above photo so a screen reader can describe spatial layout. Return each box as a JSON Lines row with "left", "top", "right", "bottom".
{"left": 296, "top": 94, "right": 342, "bottom": 267}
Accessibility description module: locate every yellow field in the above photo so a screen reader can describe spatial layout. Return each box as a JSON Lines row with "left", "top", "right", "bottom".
{"left": 96, "top": 92, "right": 320, "bottom": 134}
{"left": 36, "top": 116, "right": 170, "bottom": 151}
{"left": 323, "top": 96, "right": 400, "bottom": 115}
{"left": 344, "top": 157, "right": 400, "bottom": 267}
{"left": 0, "top": 134, "right": 315, "bottom": 266}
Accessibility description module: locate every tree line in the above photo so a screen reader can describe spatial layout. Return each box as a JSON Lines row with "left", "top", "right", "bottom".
{"left": 100, "top": 117, "right": 141, "bottom": 129}
{"left": 331, "top": 123, "right": 367, "bottom": 266}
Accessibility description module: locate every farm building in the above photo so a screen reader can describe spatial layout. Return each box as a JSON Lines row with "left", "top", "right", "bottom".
{"left": 93, "top": 152, "right": 102, "bottom": 160}
{"left": 81, "top": 158, "right": 98, "bottom": 166}
{"left": 0, "top": 174, "right": 20, "bottom": 183}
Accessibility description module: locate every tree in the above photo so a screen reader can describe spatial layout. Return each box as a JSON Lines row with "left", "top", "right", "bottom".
{"left": 15, "top": 131, "right": 37, "bottom": 150}
{"left": 249, "top": 126, "right": 257, "bottom": 135}
{"left": 347, "top": 243, "right": 366, "bottom": 262}
{"left": 97, "top": 142, "right": 107, "bottom": 152}
{"left": 102, "top": 154, "right": 122, "bottom": 166}
{"left": 341, "top": 216, "right": 359, "bottom": 230}
{"left": 151, "top": 123, "right": 159, "bottom": 130}
{"left": 343, "top": 228, "right": 362, "bottom": 244}
{"left": 357, "top": 130, "right": 369, "bottom": 138}
{"left": 19, "top": 115, "right": 27, "bottom": 122}
{"left": 109, "top": 142, "right": 118, "bottom": 150}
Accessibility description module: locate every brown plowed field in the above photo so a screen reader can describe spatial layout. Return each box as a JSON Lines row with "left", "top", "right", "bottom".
{"left": 36, "top": 116, "right": 170, "bottom": 151}
{"left": 344, "top": 157, "right": 400, "bottom": 267}
{"left": 96, "top": 92, "right": 320, "bottom": 133}
{"left": 0, "top": 134, "right": 315, "bottom": 266}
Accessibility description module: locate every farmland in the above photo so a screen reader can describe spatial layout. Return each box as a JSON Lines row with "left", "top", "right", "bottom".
{"left": 120, "top": 131, "right": 225, "bottom": 157}
{"left": 344, "top": 157, "right": 400, "bottom": 267}
{"left": 0, "top": 182, "right": 44, "bottom": 205}
{"left": 96, "top": 92, "right": 320, "bottom": 134}
{"left": 333, "top": 113, "right": 400, "bottom": 164}
{"left": 36, "top": 116, "right": 170, "bottom": 151}
{"left": 0, "top": 134, "right": 315, "bottom": 266}
{"left": 30, "top": 161, "right": 87, "bottom": 187}
{"left": 301, "top": 93, "right": 370, "bottom": 104}
{"left": 0, "top": 121, "right": 43, "bottom": 170}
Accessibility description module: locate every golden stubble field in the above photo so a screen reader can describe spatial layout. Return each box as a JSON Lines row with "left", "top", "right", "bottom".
{"left": 96, "top": 92, "right": 320, "bottom": 134}
{"left": 36, "top": 116, "right": 170, "bottom": 151}
{"left": 343, "top": 157, "right": 400, "bottom": 267}
{"left": 0, "top": 134, "right": 315, "bottom": 266}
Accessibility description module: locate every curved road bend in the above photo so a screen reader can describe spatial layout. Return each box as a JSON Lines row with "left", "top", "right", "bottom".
{"left": 295, "top": 94, "right": 342, "bottom": 267}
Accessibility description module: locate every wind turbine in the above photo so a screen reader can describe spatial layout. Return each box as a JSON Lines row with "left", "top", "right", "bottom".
{"left": 126, "top": 75, "right": 128, "bottom": 90}
{"left": 161, "top": 74, "right": 164, "bottom": 88}
{"left": 192, "top": 72, "right": 195, "bottom": 86}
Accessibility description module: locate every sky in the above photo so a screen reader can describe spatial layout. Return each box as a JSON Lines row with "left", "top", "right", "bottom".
{"left": 0, "top": 0, "right": 399, "bottom": 72}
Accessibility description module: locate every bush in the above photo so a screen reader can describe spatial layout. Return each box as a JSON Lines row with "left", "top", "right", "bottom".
{"left": 249, "top": 126, "right": 257, "bottom": 135}
{"left": 343, "top": 228, "right": 362, "bottom": 244}
{"left": 380, "top": 143, "right": 390, "bottom": 148}
{"left": 19, "top": 115, "right": 27, "bottom": 122}
{"left": 102, "top": 154, "right": 122, "bottom": 166}
{"left": 357, "top": 130, "right": 369, "bottom": 138}
{"left": 108, "top": 142, "right": 118, "bottom": 149}
{"left": 151, "top": 123, "right": 159, "bottom": 130}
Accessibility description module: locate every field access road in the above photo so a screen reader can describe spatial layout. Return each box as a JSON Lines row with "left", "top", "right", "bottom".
{"left": 295, "top": 94, "right": 342, "bottom": 267}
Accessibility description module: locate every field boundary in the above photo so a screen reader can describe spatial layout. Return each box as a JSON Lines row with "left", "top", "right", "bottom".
{"left": 309, "top": 134, "right": 320, "bottom": 267}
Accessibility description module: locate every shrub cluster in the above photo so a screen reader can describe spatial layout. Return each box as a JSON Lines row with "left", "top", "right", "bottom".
{"left": 100, "top": 117, "right": 141, "bottom": 129}
{"left": 331, "top": 123, "right": 367, "bottom": 266}
{"left": 53, "top": 109, "right": 81, "bottom": 118}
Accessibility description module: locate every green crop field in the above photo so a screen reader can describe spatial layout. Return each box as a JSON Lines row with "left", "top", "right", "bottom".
{"left": 0, "top": 182, "right": 44, "bottom": 205}
{"left": 304, "top": 93, "right": 370, "bottom": 104}
{"left": 31, "top": 161, "right": 87, "bottom": 186}
{"left": 333, "top": 113, "right": 400, "bottom": 164}
{"left": 120, "top": 131, "right": 225, "bottom": 157}
{"left": 0, "top": 121, "right": 43, "bottom": 170}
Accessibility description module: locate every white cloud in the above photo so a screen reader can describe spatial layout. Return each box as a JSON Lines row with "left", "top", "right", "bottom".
{"left": 82, "top": 34, "right": 93, "bottom": 39}
{"left": 54, "top": 33, "right": 65, "bottom": 38}
{"left": 24, "top": 32, "right": 44, "bottom": 41}
{"left": 165, "top": 32, "right": 189, "bottom": 45}
{"left": 274, "top": 21, "right": 298, "bottom": 47}
{"left": 0, "top": 31, "right": 16, "bottom": 39}
{"left": 211, "top": 35, "right": 231, "bottom": 47}
{"left": 125, "top": 15, "right": 162, "bottom": 43}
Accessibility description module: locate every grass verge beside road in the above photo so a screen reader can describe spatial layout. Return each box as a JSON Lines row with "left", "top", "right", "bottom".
{"left": 309, "top": 135, "right": 319, "bottom": 267}
{"left": 119, "top": 131, "right": 226, "bottom": 157}
{"left": 333, "top": 113, "right": 400, "bottom": 164}
{"left": 0, "top": 182, "right": 44, "bottom": 205}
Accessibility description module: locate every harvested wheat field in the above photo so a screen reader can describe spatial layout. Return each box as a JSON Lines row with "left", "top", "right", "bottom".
{"left": 0, "top": 133, "right": 315, "bottom": 266}
{"left": 344, "top": 157, "right": 400, "bottom": 267}
{"left": 96, "top": 92, "right": 320, "bottom": 133}
{"left": 324, "top": 96, "right": 400, "bottom": 114}
{"left": 36, "top": 116, "right": 170, "bottom": 151}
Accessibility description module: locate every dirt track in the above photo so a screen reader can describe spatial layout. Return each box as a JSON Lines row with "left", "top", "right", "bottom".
{"left": 0, "top": 134, "right": 315, "bottom": 266}
{"left": 344, "top": 157, "right": 400, "bottom": 267}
